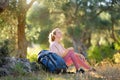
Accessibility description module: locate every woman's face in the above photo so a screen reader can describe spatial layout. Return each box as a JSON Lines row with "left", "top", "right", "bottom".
{"left": 54, "top": 29, "right": 62, "bottom": 40}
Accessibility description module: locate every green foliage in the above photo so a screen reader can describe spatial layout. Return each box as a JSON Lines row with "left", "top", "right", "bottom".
{"left": 37, "top": 28, "right": 51, "bottom": 46}
{"left": 67, "top": 25, "right": 83, "bottom": 39}
{"left": 26, "top": 3, "right": 53, "bottom": 49}
{"left": 0, "top": 40, "right": 9, "bottom": 57}
{"left": 27, "top": 52, "right": 38, "bottom": 62}
{"left": 27, "top": 4, "right": 51, "bottom": 26}
{"left": 12, "top": 63, "right": 27, "bottom": 75}
{"left": 87, "top": 44, "right": 115, "bottom": 64}
{"left": 0, "top": 39, "right": 15, "bottom": 57}
{"left": 114, "top": 42, "right": 120, "bottom": 50}
{"left": 27, "top": 45, "right": 41, "bottom": 62}
{"left": 113, "top": 52, "right": 120, "bottom": 63}
{"left": 62, "top": 36, "right": 73, "bottom": 48}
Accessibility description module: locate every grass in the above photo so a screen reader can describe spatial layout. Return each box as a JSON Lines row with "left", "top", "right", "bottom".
{"left": 96, "top": 64, "right": 120, "bottom": 80}
{"left": 0, "top": 64, "right": 120, "bottom": 80}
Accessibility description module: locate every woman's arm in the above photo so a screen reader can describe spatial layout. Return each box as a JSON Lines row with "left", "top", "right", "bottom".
{"left": 67, "top": 47, "right": 84, "bottom": 58}
{"left": 50, "top": 44, "right": 68, "bottom": 57}
{"left": 61, "top": 47, "right": 74, "bottom": 57}
{"left": 67, "top": 47, "right": 74, "bottom": 50}
{"left": 62, "top": 49, "right": 69, "bottom": 57}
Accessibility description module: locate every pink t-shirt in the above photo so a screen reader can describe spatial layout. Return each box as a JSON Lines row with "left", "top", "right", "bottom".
{"left": 49, "top": 41, "right": 65, "bottom": 57}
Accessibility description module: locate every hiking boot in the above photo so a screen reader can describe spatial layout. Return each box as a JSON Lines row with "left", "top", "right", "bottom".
{"left": 76, "top": 68, "right": 85, "bottom": 74}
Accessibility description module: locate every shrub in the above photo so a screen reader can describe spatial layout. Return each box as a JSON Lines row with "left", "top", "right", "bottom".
{"left": 114, "top": 42, "right": 120, "bottom": 50}
{"left": 0, "top": 40, "right": 10, "bottom": 57}
{"left": 12, "top": 63, "right": 26, "bottom": 76}
{"left": 27, "top": 52, "right": 38, "bottom": 62}
{"left": 27, "top": 46, "right": 41, "bottom": 62}
{"left": 0, "top": 39, "right": 14, "bottom": 65}
{"left": 113, "top": 52, "right": 120, "bottom": 63}
{"left": 87, "top": 44, "right": 115, "bottom": 64}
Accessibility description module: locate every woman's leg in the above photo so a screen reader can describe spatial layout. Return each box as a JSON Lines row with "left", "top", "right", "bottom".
{"left": 63, "top": 50, "right": 80, "bottom": 70}
{"left": 75, "top": 54, "right": 90, "bottom": 69}
{"left": 63, "top": 50, "right": 91, "bottom": 70}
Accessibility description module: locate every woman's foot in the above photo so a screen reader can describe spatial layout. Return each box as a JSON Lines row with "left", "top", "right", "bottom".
{"left": 76, "top": 68, "right": 85, "bottom": 73}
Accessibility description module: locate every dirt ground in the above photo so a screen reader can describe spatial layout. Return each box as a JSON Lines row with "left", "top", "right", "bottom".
{"left": 0, "top": 64, "right": 120, "bottom": 80}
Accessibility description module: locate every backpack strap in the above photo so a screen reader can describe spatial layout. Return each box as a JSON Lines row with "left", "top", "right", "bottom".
{"left": 47, "top": 54, "right": 57, "bottom": 68}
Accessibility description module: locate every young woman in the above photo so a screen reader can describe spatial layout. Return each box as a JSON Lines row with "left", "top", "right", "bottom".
{"left": 49, "top": 28, "right": 95, "bottom": 73}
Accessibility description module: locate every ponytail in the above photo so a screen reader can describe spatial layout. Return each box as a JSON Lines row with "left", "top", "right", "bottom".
{"left": 48, "top": 28, "right": 59, "bottom": 43}
{"left": 48, "top": 32, "right": 55, "bottom": 43}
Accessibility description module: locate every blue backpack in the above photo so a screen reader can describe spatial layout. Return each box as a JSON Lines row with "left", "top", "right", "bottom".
{"left": 38, "top": 50, "right": 68, "bottom": 73}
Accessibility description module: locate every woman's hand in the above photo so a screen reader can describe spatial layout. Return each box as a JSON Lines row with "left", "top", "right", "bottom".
{"left": 80, "top": 54, "right": 86, "bottom": 61}
{"left": 67, "top": 47, "right": 74, "bottom": 50}
{"left": 62, "top": 49, "right": 69, "bottom": 57}
{"left": 76, "top": 53, "right": 85, "bottom": 61}
{"left": 62, "top": 47, "right": 74, "bottom": 57}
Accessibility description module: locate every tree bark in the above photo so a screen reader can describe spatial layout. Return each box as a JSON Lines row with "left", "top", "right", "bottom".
{"left": 17, "top": 13, "right": 27, "bottom": 58}
{"left": 111, "top": 19, "right": 119, "bottom": 43}
{"left": 16, "top": 0, "right": 35, "bottom": 58}
{"left": 72, "top": 38, "right": 87, "bottom": 58}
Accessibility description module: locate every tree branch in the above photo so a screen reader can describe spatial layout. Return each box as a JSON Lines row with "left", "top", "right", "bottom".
{"left": 26, "top": 0, "right": 36, "bottom": 11}
{"left": 50, "top": 11, "right": 63, "bottom": 14}
{"left": 74, "top": 0, "right": 81, "bottom": 16}
{"left": 92, "top": 5, "right": 112, "bottom": 20}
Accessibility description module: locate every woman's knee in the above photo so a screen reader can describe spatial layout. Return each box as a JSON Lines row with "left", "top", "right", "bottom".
{"left": 68, "top": 50, "right": 74, "bottom": 54}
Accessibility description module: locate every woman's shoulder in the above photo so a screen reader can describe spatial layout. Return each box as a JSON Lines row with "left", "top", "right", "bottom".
{"left": 50, "top": 42, "right": 56, "bottom": 47}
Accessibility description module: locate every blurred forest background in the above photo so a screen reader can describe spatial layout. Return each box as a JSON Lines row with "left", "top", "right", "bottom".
{"left": 0, "top": 0, "right": 120, "bottom": 65}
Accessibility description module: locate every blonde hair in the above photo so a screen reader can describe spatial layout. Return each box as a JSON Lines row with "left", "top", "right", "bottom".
{"left": 48, "top": 28, "right": 60, "bottom": 43}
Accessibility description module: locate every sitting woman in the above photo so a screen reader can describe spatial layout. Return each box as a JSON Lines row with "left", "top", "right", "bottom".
{"left": 49, "top": 28, "right": 95, "bottom": 73}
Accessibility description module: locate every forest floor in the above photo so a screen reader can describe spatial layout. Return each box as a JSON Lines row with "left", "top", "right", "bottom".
{"left": 0, "top": 64, "right": 120, "bottom": 80}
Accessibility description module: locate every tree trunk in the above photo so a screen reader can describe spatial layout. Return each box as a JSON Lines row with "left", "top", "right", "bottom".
{"left": 16, "top": 0, "right": 35, "bottom": 58}
{"left": 72, "top": 39, "right": 87, "bottom": 58}
{"left": 17, "top": 14, "right": 27, "bottom": 58}
{"left": 111, "top": 19, "right": 119, "bottom": 43}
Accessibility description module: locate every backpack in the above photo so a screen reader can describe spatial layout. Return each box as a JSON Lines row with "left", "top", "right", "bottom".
{"left": 38, "top": 50, "right": 68, "bottom": 74}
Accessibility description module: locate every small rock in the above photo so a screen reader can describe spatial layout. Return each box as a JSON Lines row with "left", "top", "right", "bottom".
{"left": 30, "top": 62, "right": 41, "bottom": 71}
{"left": 0, "top": 57, "right": 41, "bottom": 77}
{"left": 0, "top": 68, "right": 9, "bottom": 77}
